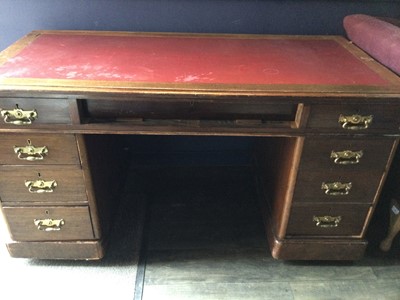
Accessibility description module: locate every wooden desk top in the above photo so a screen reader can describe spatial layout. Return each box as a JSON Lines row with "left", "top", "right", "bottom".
{"left": 0, "top": 31, "right": 399, "bottom": 96}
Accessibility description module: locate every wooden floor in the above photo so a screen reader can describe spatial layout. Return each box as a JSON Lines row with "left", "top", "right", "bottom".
{"left": 132, "top": 165, "right": 400, "bottom": 300}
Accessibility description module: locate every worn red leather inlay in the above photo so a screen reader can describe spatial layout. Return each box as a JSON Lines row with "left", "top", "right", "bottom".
{"left": 0, "top": 34, "right": 389, "bottom": 86}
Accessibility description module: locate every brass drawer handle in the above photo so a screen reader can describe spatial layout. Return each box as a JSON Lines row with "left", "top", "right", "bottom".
{"left": 330, "top": 150, "right": 363, "bottom": 165}
{"left": 321, "top": 182, "right": 352, "bottom": 196}
{"left": 0, "top": 104, "right": 38, "bottom": 125}
{"left": 13, "top": 139, "right": 49, "bottom": 161}
{"left": 313, "top": 215, "right": 341, "bottom": 228}
{"left": 25, "top": 179, "right": 58, "bottom": 193}
{"left": 338, "top": 114, "right": 373, "bottom": 130}
{"left": 34, "top": 218, "right": 65, "bottom": 231}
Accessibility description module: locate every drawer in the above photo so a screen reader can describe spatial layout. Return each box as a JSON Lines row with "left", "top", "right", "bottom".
{"left": 286, "top": 204, "right": 371, "bottom": 236}
{"left": 0, "top": 134, "right": 80, "bottom": 165}
{"left": 292, "top": 169, "right": 384, "bottom": 203}
{"left": 2, "top": 206, "right": 94, "bottom": 241}
{"left": 0, "top": 165, "right": 87, "bottom": 204}
{"left": 0, "top": 98, "right": 71, "bottom": 126}
{"left": 307, "top": 103, "right": 400, "bottom": 131}
{"left": 84, "top": 98, "right": 299, "bottom": 123}
{"left": 299, "top": 137, "right": 396, "bottom": 172}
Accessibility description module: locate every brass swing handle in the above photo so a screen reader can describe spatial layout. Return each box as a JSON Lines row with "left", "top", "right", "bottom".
{"left": 313, "top": 215, "right": 341, "bottom": 228}
{"left": 25, "top": 179, "right": 58, "bottom": 193}
{"left": 34, "top": 218, "right": 65, "bottom": 231}
{"left": 321, "top": 182, "right": 352, "bottom": 196}
{"left": 338, "top": 114, "right": 373, "bottom": 130}
{"left": 14, "top": 143, "right": 49, "bottom": 161}
{"left": 0, "top": 106, "right": 38, "bottom": 125}
{"left": 330, "top": 150, "right": 363, "bottom": 165}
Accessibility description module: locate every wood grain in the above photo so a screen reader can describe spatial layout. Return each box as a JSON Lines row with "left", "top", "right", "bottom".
{"left": 2, "top": 206, "right": 94, "bottom": 241}
{"left": 0, "top": 133, "right": 80, "bottom": 165}
{"left": 0, "top": 165, "right": 87, "bottom": 204}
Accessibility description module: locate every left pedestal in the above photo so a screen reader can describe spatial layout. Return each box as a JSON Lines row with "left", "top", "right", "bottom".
{"left": 0, "top": 133, "right": 107, "bottom": 260}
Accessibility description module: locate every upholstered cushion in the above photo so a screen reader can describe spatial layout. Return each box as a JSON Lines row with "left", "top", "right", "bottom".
{"left": 343, "top": 14, "right": 400, "bottom": 75}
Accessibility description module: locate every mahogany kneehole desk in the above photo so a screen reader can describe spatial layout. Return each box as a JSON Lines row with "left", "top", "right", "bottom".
{"left": 0, "top": 31, "right": 399, "bottom": 260}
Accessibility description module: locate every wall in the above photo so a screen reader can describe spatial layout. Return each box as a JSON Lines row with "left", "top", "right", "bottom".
{"left": 1, "top": 0, "right": 400, "bottom": 50}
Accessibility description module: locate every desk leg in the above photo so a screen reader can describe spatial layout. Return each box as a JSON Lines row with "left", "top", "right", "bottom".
{"left": 380, "top": 199, "right": 400, "bottom": 251}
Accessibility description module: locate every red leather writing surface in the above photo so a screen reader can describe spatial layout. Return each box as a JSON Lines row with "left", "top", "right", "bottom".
{"left": 0, "top": 33, "right": 388, "bottom": 86}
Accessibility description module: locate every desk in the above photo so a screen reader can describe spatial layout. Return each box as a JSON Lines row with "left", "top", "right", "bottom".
{"left": 0, "top": 31, "right": 399, "bottom": 260}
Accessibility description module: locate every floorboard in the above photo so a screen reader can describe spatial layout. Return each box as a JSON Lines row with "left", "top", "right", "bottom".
{"left": 134, "top": 165, "right": 400, "bottom": 300}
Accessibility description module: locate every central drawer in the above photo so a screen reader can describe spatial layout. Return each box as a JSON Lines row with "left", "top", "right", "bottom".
{"left": 0, "top": 165, "right": 87, "bottom": 204}
{"left": 83, "top": 98, "right": 298, "bottom": 121}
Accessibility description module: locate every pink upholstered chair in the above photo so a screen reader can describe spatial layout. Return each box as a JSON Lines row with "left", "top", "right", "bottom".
{"left": 344, "top": 14, "right": 400, "bottom": 251}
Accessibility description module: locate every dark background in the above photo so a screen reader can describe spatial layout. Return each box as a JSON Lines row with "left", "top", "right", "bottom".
{"left": 1, "top": 0, "right": 400, "bottom": 50}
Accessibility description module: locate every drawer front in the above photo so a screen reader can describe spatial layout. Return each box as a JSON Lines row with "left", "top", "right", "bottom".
{"left": 0, "top": 134, "right": 80, "bottom": 165}
{"left": 286, "top": 204, "right": 370, "bottom": 236}
{"left": 292, "top": 137, "right": 395, "bottom": 204}
{"left": 0, "top": 166, "right": 87, "bottom": 203}
{"left": 0, "top": 98, "right": 71, "bottom": 126}
{"left": 2, "top": 206, "right": 94, "bottom": 241}
{"left": 84, "top": 98, "right": 299, "bottom": 124}
{"left": 292, "top": 169, "right": 383, "bottom": 203}
{"left": 307, "top": 104, "right": 400, "bottom": 131}
{"left": 299, "top": 137, "right": 396, "bottom": 172}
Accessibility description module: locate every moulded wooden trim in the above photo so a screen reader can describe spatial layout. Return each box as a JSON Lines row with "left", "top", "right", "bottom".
{"left": 6, "top": 239, "right": 105, "bottom": 260}
{"left": 0, "top": 31, "right": 41, "bottom": 66}
{"left": 267, "top": 232, "right": 367, "bottom": 260}
{"left": 2, "top": 78, "right": 400, "bottom": 96}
